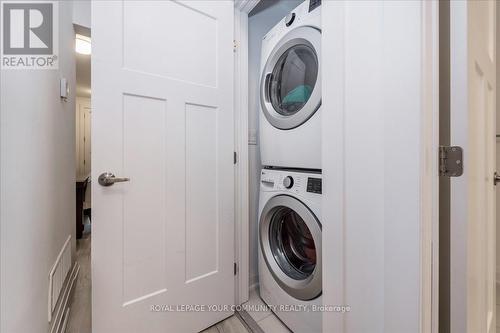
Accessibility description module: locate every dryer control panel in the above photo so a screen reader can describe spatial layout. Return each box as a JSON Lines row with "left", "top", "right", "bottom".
{"left": 306, "top": 177, "right": 322, "bottom": 194}
{"left": 309, "top": 0, "right": 321, "bottom": 12}
{"left": 261, "top": 169, "right": 322, "bottom": 195}
{"left": 261, "top": 0, "right": 321, "bottom": 47}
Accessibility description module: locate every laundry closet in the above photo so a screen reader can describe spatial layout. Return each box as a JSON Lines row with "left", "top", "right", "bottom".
{"left": 245, "top": 1, "right": 323, "bottom": 332}
{"left": 237, "top": 0, "right": 437, "bottom": 332}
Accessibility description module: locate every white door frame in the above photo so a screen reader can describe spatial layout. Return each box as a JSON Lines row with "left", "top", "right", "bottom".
{"left": 233, "top": 0, "right": 259, "bottom": 305}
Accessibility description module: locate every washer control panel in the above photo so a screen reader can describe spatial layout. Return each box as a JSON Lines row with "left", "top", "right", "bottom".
{"left": 261, "top": 169, "right": 321, "bottom": 196}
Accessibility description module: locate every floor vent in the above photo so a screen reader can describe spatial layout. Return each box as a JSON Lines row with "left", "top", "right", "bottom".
{"left": 48, "top": 235, "right": 72, "bottom": 322}
{"left": 49, "top": 264, "right": 79, "bottom": 333}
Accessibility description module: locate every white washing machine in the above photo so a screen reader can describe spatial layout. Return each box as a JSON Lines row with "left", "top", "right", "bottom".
{"left": 258, "top": 168, "right": 322, "bottom": 333}
{"left": 259, "top": 0, "right": 322, "bottom": 170}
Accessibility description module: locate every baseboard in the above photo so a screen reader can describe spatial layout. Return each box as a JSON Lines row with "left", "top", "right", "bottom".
{"left": 48, "top": 236, "right": 72, "bottom": 321}
{"left": 49, "top": 263, "right": 80, "bottom": 333}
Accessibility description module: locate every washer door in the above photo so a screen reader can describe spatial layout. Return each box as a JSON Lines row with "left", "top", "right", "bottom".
{"left": 260, "top": 195, "right": 322, "bottom": 300}
{"left": 260, "top": 26, "right": 321, "bottom": 130}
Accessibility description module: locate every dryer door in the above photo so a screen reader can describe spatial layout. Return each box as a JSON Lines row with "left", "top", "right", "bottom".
{"left": 260, "top": 195, "right": 322, "bottom": 300}
{"left": 260, "top": 26, "right": 321, "bottom": 130}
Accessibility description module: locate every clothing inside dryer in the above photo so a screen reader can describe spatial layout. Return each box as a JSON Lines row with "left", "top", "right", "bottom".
{"left": 270, "top": 44, "right": 318, "bottom": 116}
{"left": 269, "top": 206, "right": 317, "bottom": 280}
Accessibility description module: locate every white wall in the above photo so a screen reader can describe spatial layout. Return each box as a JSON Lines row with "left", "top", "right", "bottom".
{"left": 73, "top": 0, "right": 91, "bottom": 29}
{"left": 0, "top": 2, "right": 76, "bottom": 332}
{"left": 247, "top": 0, "right": 303, "bottom": 288}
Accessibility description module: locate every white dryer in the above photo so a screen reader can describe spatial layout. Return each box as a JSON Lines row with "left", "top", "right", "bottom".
{"left": 258, "top": 168, "right": 322, "bottom": 333}
{"left": 259, "top": 0, "right": 321, "bottom": 170}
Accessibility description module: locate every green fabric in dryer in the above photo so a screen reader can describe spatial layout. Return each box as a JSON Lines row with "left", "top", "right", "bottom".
{"left": 282, "top": 85, "right": 312, "bottom": 105}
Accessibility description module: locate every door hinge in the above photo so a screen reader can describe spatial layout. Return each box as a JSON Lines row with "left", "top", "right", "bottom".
{"left": 439, "top": 146, "right": 463, "bottom": 177}
{"left": 234, "top": 262, "right": 238, "bottom": 276}
{"left": 494, "top": 171, "right": 500, "bottom": 186}
{"left": 234, "top": 151, "right": 238, "bottom": 165}
{"left": 233, "top": 40, "right": 238, "bottom": 52}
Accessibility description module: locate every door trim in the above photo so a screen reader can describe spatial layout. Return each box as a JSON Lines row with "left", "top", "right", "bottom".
{"left": 233, "top": 1, "right": 258, "bottom": 306}
{"left": 422, "top": 2, "right": 440, "bottom": 331}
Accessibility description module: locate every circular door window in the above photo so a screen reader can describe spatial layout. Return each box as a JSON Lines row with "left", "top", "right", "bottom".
{"left": 269, "top": 44, "right": 318, "bottom": 117}
{"left": 269, "top": 206, "right": 317, "bottom": 280}
{"left": 260, "top": 26, "right": 321, "bottom": 130}
{"left": 260, "top": 195, "right": 322, "bottom": 301}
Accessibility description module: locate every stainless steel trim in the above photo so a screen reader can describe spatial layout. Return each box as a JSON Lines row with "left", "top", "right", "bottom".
{"left": 260, "top": 26, "right": 321, "bottom": 130}
{"left": 259, "top": 195, "right": 322, "bottom": 300}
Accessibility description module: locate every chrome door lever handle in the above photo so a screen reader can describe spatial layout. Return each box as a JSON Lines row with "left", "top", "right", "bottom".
{"left": 494, "top": 172, "right": 500, "bottom": 186}
{"left": 98, "top": 172, "right": 130, "bottom": 187}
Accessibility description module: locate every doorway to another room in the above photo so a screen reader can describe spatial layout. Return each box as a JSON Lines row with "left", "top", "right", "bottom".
{"left": 66, "top": 30, "right": 92, "bottom": 333}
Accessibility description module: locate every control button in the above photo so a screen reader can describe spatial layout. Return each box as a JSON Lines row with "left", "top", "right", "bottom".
{"left": 285, "top": 12, "right": 295, "bottom": 27}
{"left": 283, "top": 176, "right": 294, "bottom": 189}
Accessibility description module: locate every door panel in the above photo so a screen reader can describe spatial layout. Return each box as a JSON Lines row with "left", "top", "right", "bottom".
{"left": 122, "top": 94, "right": 168, "bottom": 306}
{"left": 185, "top": 103, "right": 219, "bottom": 282}
{"left": 76, "top": 98, "right": 91, "bottom": 179}
{"left": 92, "top": 1, "right": 234, "bottom": 332}
{"left": 123, "top": 1, "right": 217, "bottom": 87}
{"left": 450, "top": 1, "right": 496, "bottom": 332}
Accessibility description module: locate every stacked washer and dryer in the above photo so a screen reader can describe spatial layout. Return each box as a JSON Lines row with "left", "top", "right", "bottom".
{"left": 257, "top": 1, "right": 322, "bottom": 332}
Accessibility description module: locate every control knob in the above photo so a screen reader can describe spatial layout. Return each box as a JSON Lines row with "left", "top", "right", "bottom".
{"left": 283, "top": 176, "right": 294, "bottom": 189}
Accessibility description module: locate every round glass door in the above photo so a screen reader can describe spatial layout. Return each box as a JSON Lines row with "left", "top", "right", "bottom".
{"left": 269, "top": 206, "right": 317, "bottom": 280}
{"left": 260, "top": 195, "right": 322, "bottom": 301}
{"left": 269, "top": 45, "right": 318, "bottom": 117}
{"left": 260, "top": 26, "right": 321, "bottom": 130}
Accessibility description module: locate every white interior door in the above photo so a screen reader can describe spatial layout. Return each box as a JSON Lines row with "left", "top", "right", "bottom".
{"left": 450, "top": 1, "right": 496, "bottom": 332}
{"left": 91, "top": 1, "right": 235, "bottom": 332}
{"left": 321, "top": 1, "right": 438, "bottom": 332}
{"left": 76, "top": 97, "right": 91, "bottom": 179}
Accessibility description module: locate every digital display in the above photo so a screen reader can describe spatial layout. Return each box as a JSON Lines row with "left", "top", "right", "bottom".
{"left": 307, "top": 177, "right": 322, "bottom": 194}
{"left": 309, "top": 0, "right": 321, "bottom": 12}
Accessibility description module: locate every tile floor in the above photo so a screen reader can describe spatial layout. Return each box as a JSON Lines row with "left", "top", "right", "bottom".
{"left": 201, "top": 316, "right": 249, "bottom": 333}
{"left": 242, "top": 289, "right": 291, "bottom": 333}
